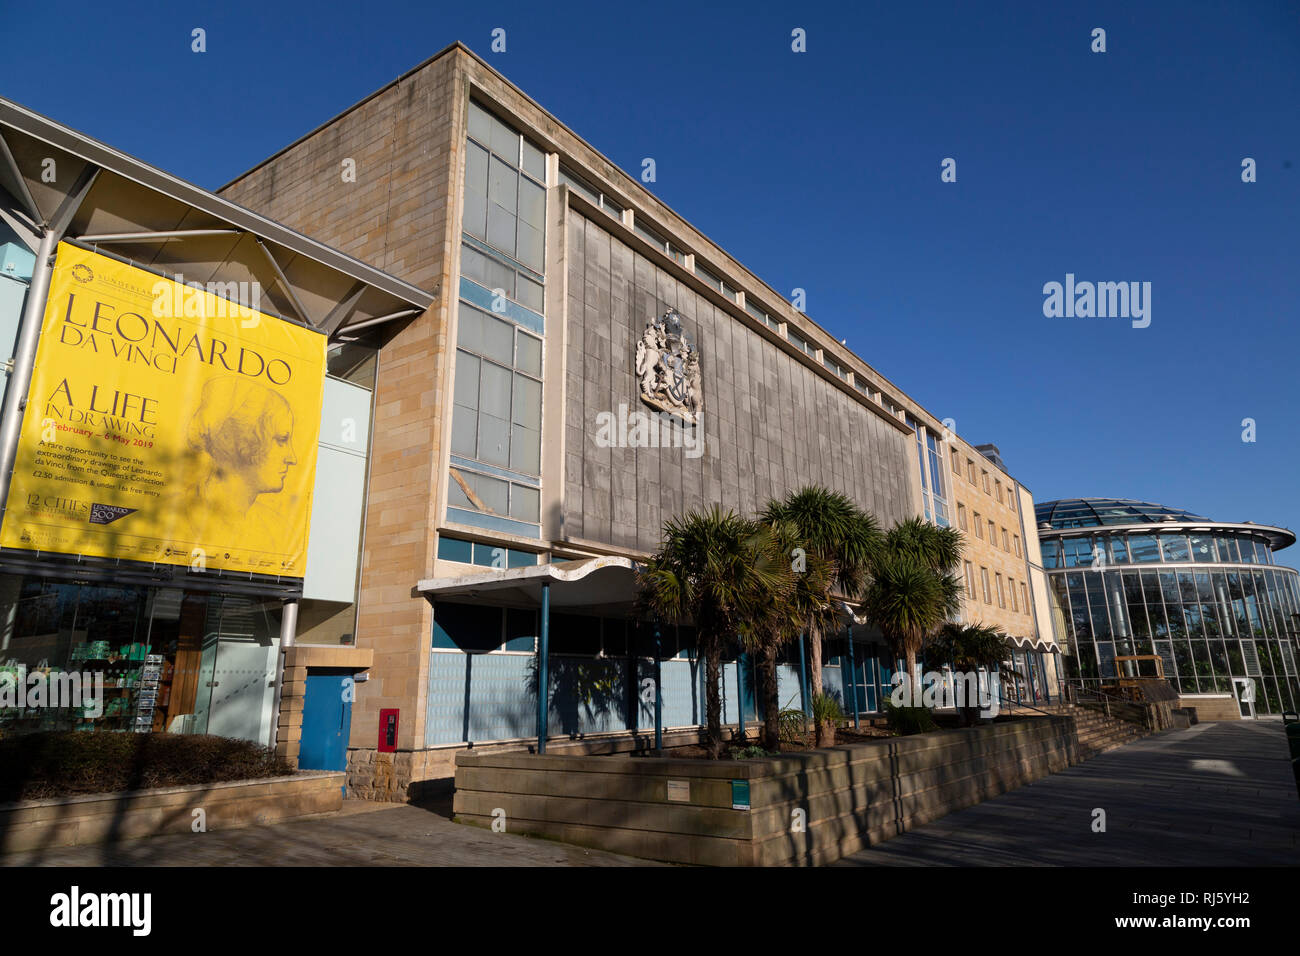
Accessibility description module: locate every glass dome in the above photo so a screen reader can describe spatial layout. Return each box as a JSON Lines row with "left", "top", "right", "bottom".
{"left": 1035, "top": 498, "right": 1208, "bottom": 530}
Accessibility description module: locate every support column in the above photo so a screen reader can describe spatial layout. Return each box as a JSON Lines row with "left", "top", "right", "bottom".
{"left": 736, "top": 650, "right": 746, "bottom": 741}
{"left": 0, "top": 228, "right": 56, "bottom": 514}
{"left": 537, "top": 581, "right": 550, "bottom": 754}
{"left": 845, "top": 624, "right": 859, "bottom": 729}
{"left": 798, "top": 631, "right": 811, "bottom": 717}
{"left": 653, "top": 621, "right": 663, "bottom": 754}
{"left": 270, "top": 598, "right": 299, "bottom": 755}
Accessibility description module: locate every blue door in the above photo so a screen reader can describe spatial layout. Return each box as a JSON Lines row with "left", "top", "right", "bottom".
{"left": 299, "top": 670, "right": 353, "bottom": 772}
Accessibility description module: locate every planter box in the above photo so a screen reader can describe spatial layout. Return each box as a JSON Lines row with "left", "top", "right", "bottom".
{"left": 454, "top": 716, "right": 1079, "bottom": 866}
{"left": 0, "top": 771, "right": 344, "bottom": 854}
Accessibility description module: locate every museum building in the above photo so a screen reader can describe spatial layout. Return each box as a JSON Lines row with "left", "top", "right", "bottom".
{"left": 216, "top": 42, "right": 1060, "bottom": 797}
{"left": 0, "top": 95, "right": 433, "bottom": 758}
{"left": 1036, "top": 498, "right": 1300, "bottom": 718}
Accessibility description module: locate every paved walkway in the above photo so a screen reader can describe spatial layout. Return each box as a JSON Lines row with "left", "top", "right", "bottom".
{"left": 1, "top": 798, "right": 662, "bottom": 867}
{"left": 835, "top": 720, "right": 1299, "bottom": 866}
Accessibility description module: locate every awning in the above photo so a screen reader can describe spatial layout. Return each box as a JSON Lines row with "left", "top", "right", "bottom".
{"left": 416, "top": 556, "right": 640, "bottom": 613}
{"left": 1008, "top": 633, "right": 1058, "bottom": 652}
{"left": 0, "top": 96, "right": 435, "bottom": 335}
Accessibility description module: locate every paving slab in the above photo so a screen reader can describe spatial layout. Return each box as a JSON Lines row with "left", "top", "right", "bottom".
{"left": 834, "top": 721, "right": 1300, "bottom": 866}
{"left": 0, "top": 798, "right": 665, "bottom": 867}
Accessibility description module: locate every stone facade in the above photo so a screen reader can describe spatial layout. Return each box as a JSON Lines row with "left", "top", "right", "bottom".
{"left": 221, "top": 42, "right": 1048, "bottom": 800}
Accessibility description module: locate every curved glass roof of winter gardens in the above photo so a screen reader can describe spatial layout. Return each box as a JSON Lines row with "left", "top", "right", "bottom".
{"left": 1035, "top": 498, "right": 1296, "bottom": 551}
{"left": 1035, "top": 498, "right": 1208, "bottom": 529}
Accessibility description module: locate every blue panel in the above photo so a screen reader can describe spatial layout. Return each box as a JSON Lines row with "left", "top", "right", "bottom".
{"left": 459, "top": 277, "right": 544, "bottom": 334}
{"left": 637, "top": 657, "right": 702, "bottom": 729}
{"left": 437, "top": 535, "right": 474, "bottom": 563}
{"left": 300, "top": 673, "right": 352, "bottom": 772}
{"left": 447, "top": 506, "right": 541, "bottom": 539}
{"left": 546, "top": 654, "right": 629, "bottom": 736}
{"left": 776, "top": 664, "right": 804, "bottom": 712}
{"left": 823, "top": 663, "right": 844, "bottom": 703}
{"left": 426, "top": 651, "right": 537, "bottom": 745}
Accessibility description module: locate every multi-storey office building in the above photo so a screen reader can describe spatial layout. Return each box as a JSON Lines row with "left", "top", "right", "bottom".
{"left": 1036, "top": 498, "right": 1300, "bottom": 718}
{"left": 947, "top": 438, "right": 1061, "bottom": 702}
{"left": 214, "top": 42, "right": 1054, "bottom": 797}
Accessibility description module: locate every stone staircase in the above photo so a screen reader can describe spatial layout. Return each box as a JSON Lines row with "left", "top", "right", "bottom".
{"left": 1001, "top": 698, "right": 1150, "bottom": 761}
{"left": 1067, "top": 702, "right": 1149, "bottom": 759}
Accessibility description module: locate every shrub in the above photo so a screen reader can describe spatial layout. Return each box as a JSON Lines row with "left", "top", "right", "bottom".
{"left": 811, "top": 692, "right": 844, "bottom": 725}
{"left": 728, "top": 745, "right": 776, "bottom": 759}
{"left": 777, "top": 707, "right": 806, "bottom": 742}
{"left": 0, "top": 732, "right": 294, "bottom": 801}
{"left": 884, "top": 702, "right": 939, "bottom": 736}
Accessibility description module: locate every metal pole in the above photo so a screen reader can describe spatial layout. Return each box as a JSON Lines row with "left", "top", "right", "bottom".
{"left": 269, "top": 598, "right": 299, "bottom": 754}
{"left": 0, "top": 228, "right": 57, "bottom": 515}
{"left": 798, "top": 631, "right": 811, "bottom": 717}
{"left": 653, "top": 621, "right": 663, "bottom": 753}
{"left": 845, "top": 624, "right": 859, "bottom": 729}
{"left": 537, "top": 581, "right": 550, "bottom": 754}
{"left": 736, "top": 649, "right": 746, "bottom": 741}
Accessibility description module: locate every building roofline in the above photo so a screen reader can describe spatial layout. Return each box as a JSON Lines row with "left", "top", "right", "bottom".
{"left": 1037, "top": 519, "right": 1296, "bottom": 552}
{"left": 216, "top": 41, "right": 988, "bottom": 452}
{"left": 0, "top": 95, "right": 436, "bottom": 310}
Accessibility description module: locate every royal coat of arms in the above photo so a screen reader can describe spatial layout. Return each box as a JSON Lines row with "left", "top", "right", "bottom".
{"left": 635, "top": 310, "right": 702, "bottom": 425}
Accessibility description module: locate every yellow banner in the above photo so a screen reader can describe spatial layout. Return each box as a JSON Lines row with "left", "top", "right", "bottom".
{"left": 0, "top": 243, "right": 324, "bottom": 576}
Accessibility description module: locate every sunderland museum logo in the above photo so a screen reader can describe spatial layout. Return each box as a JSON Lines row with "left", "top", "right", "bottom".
{"left": 634, "top": 309, "right": 702, "bottom": 425}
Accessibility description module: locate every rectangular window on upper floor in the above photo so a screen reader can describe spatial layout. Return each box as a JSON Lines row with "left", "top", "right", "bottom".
{"left": 452, "top": 303, "right": 543, "bottom": 482}
{"left": 557, "top": 166, "right": 624, "bottom": 220}
{"left": 787, "top": 328, "right": 816, "bottom": 358}
{"left": 464, "top": 101, "right": 547, "bottom": 275}
{"left": 744, "top": 297, "right": 782, "bottom": 333}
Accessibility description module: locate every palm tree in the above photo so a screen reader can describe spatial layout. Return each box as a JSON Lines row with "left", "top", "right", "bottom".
{"left": 926, "top": 621, "right": 1011, "bottom": 725}
{"left": 639, "top": 506, "right": 789, "bottom": 757}
{"left": 744, "top": 517, "right": 834, "bottom": 751}
{"left": 864, "top": 517, "right": 963, "bottom": 700}
{"left": 761, "top": 488, "right": 880, "bottom": 702}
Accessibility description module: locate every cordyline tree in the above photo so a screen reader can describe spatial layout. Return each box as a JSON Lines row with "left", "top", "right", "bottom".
{"left": 744, "top": 517, "right": 836, "bottom": 751}
{"left": 638, "top": 506, "right": 790, "bottom": 758}
{"left": 864, "top": 516, "right": 964, "bottom": 701}
{"left": 926, "top": 621, "right": 1011, "bottom": 725}
{"left": 761, "top": 488, "right": 880, "bottom": 700}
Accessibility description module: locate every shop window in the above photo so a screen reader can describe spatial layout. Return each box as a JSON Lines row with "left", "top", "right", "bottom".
{"left": 433, "top": 601, "right": 504, "bottom": 653}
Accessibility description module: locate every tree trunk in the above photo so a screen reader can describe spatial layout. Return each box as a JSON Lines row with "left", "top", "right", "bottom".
{"left": 761, "top": 644, "right": 780, "bottom": 752}
{"left": 704, "top": 640, "right": 723, "bottom": 758}
{"left": 807, "top": 621, "right": 824, "bottom": 706}
{"left": 906, "top": 646, "right": 921, "bottom": 706}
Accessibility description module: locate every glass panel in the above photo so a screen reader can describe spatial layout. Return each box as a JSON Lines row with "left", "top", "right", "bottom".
{"left": 480, "top": 314, "right": 515, "bottom": 367}
{"left": 486, "top": 202, "right": 517, "bottom": 259}
{"left": 450, "top": 406, "right": 477, "bottom": 458}
{"left": 454, "top": 350, "right": 480, "bottom": 408}
{"left": 516, "top": 274, "right": 544, "bottom": 313}
{"left": 489, "top": 114, "right": 519, "bottom": 164}
{"left": 516, "top": 221, "right": 544, "bottom": 273}
{"left": 479, "top": 361, "right": 512, "bottom": 419}
{"left": 1188, "top": 533, "right": 1216, "bottom": 563}
{"left": 511, "top": 484, "right": 540, "bottom": 522}
{"left": 467, "top": 101, "right": 492, "bottom": 145}
{"left": 518, "top": 178, "right": 545, "bottom": 229}
{"left": 1159, "top": 534, "right": 1190, "bottom": 562}
{"left": 516, "top": 332, "right": 542, "bottom": 376}
{"left": 520, "top": 140, "right": 545, "bottom": 182}
{"left": 512, "top": 373, "right": 542, "bottom": 428}
{"left": 510, "top": 426, "right": 540, "bottom": 476}
{"left": 476, "top": 414, "right": 510, "bottom": 467}
{"left": 1128, "top": 535, "right": 1160, "bottom": 563}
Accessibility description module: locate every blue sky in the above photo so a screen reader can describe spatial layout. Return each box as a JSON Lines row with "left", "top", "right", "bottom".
{"left": 4, "top": 0, "right": 1298, "bottom": 538}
